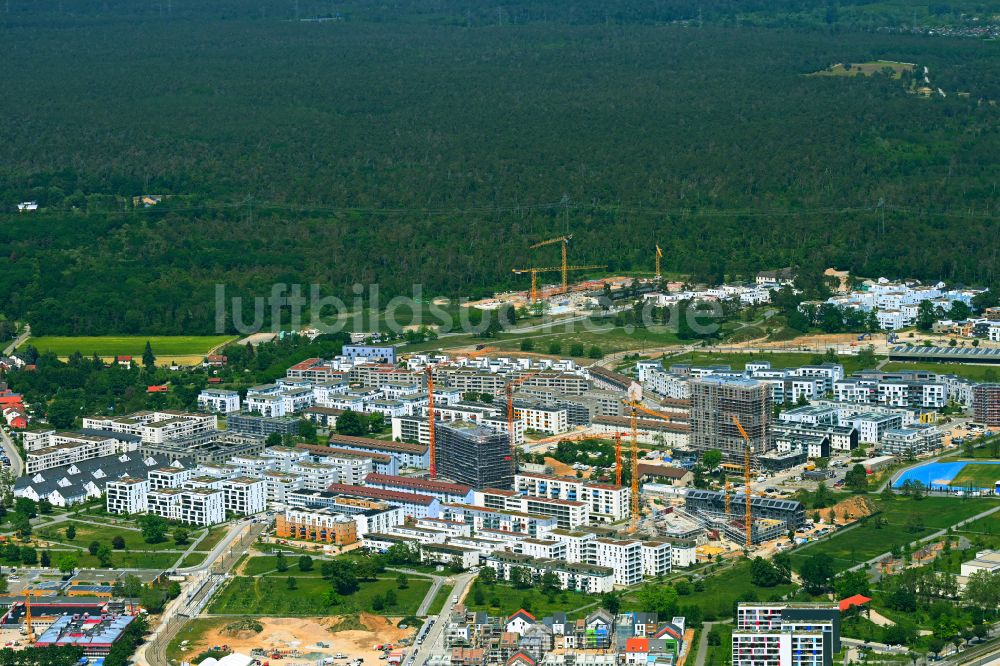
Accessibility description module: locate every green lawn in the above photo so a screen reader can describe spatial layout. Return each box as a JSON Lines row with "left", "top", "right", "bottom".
{"left": 703, "top": 623, "right": 733, "bottom": 666}
{"left": 882, "top": 361, "right": 1000, "bottom": 383}
{"left": 239, "top": 555, "right": 322, "bottom": 576}
{"left": 180, "top": 552, "right": 208, "bottom": 568}
{"left": 949, "top": 464, "right": 1000, "bottom": 489}
{"left": 464, "top": 581, "right": 596, "bottom": 619}
{"left": 672, "top": 560, "right": 797, "bottom": 621}
{"left": 194, "top": 526, "right": 230, "bottom": 553}
{"left": 668, "top": 350, "right": 876, "bottom": 375}
{"left": 790, "top": 495, "right": 999, "bottom": 572}
{"left": 46, "top": 548, "right": 180, "bottom": 571}
{"left": 29, "top": 335, "right": 237, "bottom": 357}
{"left": 208, "top": 575, "right": 430, "bottom": 616}
{"left": 35, "top": 520, "right": 179, "bottom": 551}
{"left": 427, "top": 583, "right": 455, "bottom": 615}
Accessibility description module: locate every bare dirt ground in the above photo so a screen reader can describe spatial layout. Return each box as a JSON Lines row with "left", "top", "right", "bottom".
{"left": 821, "top": 495, "right": 877, "bottom": 525}
{"left": 187, "top": 614, "right": 415, "bottom": 663}
{"left": 544, "top": 456, "right": 591, "bottom": 478}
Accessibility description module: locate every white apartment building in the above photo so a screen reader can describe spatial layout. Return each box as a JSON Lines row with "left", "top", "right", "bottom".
{"left": 179, "top": 488, "right": 226, "bottom": 525}
{"left": 291, "top": 461, "right": 348, "bottom": 491}
{"left": 26, "top": 434, "right": 119, "bottom": 474}
{"left": 513, "top": 404, "right": 569, "bottom": 435}
{"left": 262, "top": 470, "right": 303, "bottom": 504}
{"left": 520, "top": 537, "right": 569, "bottom": 560}
{"left": 105, "top": 477, "right": 149, "bottom": 515}
{"left": 197, "top": 389, "right": 241, "bottom": 414}
{"left": 83, "top": 411, "right": 216, "bottom": 445}
{"left": 245, "top": 394, "right": 287, "bottom": 418}
{"left": 594, "top": 538, "right": 643, "bottom": 586}
{"left": 641, "top": 541, "right": 672, "bottom": 578}
{"left": 514, "top": 473, "right": 631, "bottom": 523}
{"left": 148, "top": 466, "right": 196, "bottom": 490}
{"left": 846, "top": 412, "right": 904, "bottom": 443}
{"left": 223, "top": 476, "right": 267, "bottom": 515}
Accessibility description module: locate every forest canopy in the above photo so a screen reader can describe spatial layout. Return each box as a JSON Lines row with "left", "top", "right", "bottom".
{"left": 0, "top": 1, "right": 998, "bottom": 334}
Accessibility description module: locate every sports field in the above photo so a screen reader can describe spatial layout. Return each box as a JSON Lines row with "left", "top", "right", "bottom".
{"left": 949, "top": 463, "right": 1000, "bottom": 490}
{"left": 29, "top": 335, "right": 237, "bottom": 360}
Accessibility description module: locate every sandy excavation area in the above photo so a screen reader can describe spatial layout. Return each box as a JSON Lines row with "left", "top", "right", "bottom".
{"left": 190, "top": 614, "right": 416, "bottom": 663}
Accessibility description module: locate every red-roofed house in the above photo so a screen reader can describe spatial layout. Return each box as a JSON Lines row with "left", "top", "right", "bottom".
{"left": 116, "top": 355, "right": 132, "bottom": 368}
{"left": 506, "top": 652, "right": 536, "bottom": 666}
{"left": 3, "top": 408, "right": 26, "bottom": 429}
{"left": 624, "top": 637, "right": 650, "bottom": 665}
{"left": 839, "top": 594, "right": 872, "bottom": 613}
{"left": 505, "top": 610, "right": 536, "bottom": 635}
{"left": 146, "top": 385, "right": 169, "bottom": 393}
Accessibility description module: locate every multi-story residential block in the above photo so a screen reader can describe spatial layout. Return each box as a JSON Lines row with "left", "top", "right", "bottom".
{"left": 513, "top": 473, "right": 631, "bottom": 523}
{"left": 436, "top": 421, "right": 515, "bottom": 490}
{"left": 26, "top": 433, "right": 121, "bottom": 474}
{"left": 485, "top": 551, "right": 615, "bottom": 593}
{"left": 732, "top": 603, "right": 840, "bottom": 666}
{"left": 179, "top": 488, "right": 226, "bottom": 525}
{"left": 197, "top": 389, "right": 241, "bottom": 414}
{"left": 513, "top": 404, "right": 569, "bottom": 435}
{"left": 640, "top": 541, "right": 672, "bottom": 578}
{"left": 843, "top": 412, "right": 903, "bottom": 444}
{"left": 343, "top": 344, "right": 397, "bottom": 364}
{"left": 275, "top": 507, "right": 359, "bottom": 545}
{"left": 223, "top": 476, "right": 267, "bottom": 515}
{"left": 105, "top": 477, "right": 149, "bottom": 515}
{"left": 226, "top": 412, "right": 301, "bottom": 438}
{"left": 973, "top": 384, "right": 1000, "bottom": 426}
{"left": 328, "top": 434, "right": 430, "bottom": 469}
{"left": 591, "top": 415, "right": 690, "bottom": 448}
{"left": 689, "top": 377, "right": 773, "bottom": 459}
{"left": 364, "top": 474, "right": 474, "bottom": 504}
{"left": 878, "top": 426, "right": 942, "bottom": 457}
{"left": 594, "top": 538, "right": 642, "bottom": 586}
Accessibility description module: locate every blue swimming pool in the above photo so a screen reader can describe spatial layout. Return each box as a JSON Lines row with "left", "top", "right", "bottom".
{"left": 893, "top": 460, "right": 1000, "bottom": 491}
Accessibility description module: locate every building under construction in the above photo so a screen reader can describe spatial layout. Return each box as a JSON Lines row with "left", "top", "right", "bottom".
{"left": 683, "top": 489, "right": 805, "bottom": 545}
{"left": 689, "top": 377, "right": 773, "bottom": 460}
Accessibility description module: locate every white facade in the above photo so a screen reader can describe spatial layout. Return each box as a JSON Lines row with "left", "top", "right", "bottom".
{"left": 105, "top": 477, "right": 149, "bottom": 515}
{"left": 197, "top": 389, "right": 241, "bottom": 414}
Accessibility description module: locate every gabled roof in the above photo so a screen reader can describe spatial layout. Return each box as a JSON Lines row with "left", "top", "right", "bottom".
{"left": 507, "top": 609, "right": 536, "bottom": 624}
{"left": 838, "top": 594, "right": 872, "bottom": 612}
{"left": 506, "top": 652, "right": 537, "bottom": 666}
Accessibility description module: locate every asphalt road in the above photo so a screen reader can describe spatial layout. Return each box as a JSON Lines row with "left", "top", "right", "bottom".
{"left": 0, "top": 426, "right": 23, "bottom": 477}
{"left": 407, "top": 571, "right": 476, "bottom": 666}
{"left": 2, "top": 325, "right": 29, "bottom": 357}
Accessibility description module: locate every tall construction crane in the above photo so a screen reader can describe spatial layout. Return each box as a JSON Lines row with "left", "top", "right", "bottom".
{"left": 426, "top": 347, "right": 495, "bottom": 478}
{"left": 655, "top": 244, "right": 664, "bottom": 280}
{"left": 732, "top": 415, "right": 754, "bottom": 550}
{"left": 529, "top": 235, "right": 573, "bottom": 293}
{"left": 504, "top": 369, "right": 543, "bottom": 468}
{"left": 512, "top": 264, "right": 606, "bottom": 303}
{"left": 24, "top": 588, "right": 34, "bottom": 644}
{"left": 620, "top": 391, "right": 681, "bottom": 533}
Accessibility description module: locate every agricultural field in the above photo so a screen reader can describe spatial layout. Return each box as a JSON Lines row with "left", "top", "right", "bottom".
{"left": 810, "top": 60, "right": 915, "bottom": 79}
{"left": 790, "top": 495, "right": 999, "bottom": 572}
{"left": 28, "top": 335, "right": 237, "bottom": 362}
{"left": 464, "top": 581, "right": 596, "bottom": 619}
{"left": 948, "top": 463, "right": 1000, "bottom": 489}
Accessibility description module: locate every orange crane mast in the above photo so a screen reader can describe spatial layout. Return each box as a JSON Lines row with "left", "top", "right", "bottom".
{"left": 512, "top": 264, "right": 606, "bottom": 303}
{"left": 529, "top": 235, "right": 573, "bottom": 293}
{"left": 426, "top": 347, "right": 495, "bottom": 479}
{"left": 655, "top": 244, "right": 664, "bottom": 280}
{"left": 24, "top": 588, "right": 34, "bottom": 644}
{"left": 732, "top": 415, "right": 754, "bottom": 550}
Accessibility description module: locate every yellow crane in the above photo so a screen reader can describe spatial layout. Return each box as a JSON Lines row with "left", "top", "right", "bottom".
{"left": 620, "top": 391, "right": 682, "bottom": 533}
{"left": 655, "top": 244, "right": 664, "bottom": 280}
{"left": 426, "top": 347, "right": 495, "bottom": 478}
{"left": 731, "top": 416, "right": 754, "bottom": 550}
{"left": 512, "top": 264, "right": 606, "bottom": 303}
{"left": 24, "top": 588, "right": 34, "bottom": 644}
{"left": 529, "top": 235, "right": 573, "bottom": 293}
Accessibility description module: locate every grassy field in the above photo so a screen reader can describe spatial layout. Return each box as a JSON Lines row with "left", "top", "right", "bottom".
{"left": 668, "top": 350, "right": 876, "bottom": 375}
{"left": 464, "top": 581, "right": 596, "bottom": 619}
{"left": 46, "top": 548, "right": 180, "bottom": 570}
{"left": 166, "top": 617, "right": 230, "bottom": 663}
{"left": 194, "top": 526, "right": 230, "bottom": 553}
{"left": 882, "top": 360, "right": 1000, "bottom": 382}
{"left": 180, "top": 552, "right": 208, "bottom": 568}
{"left": 427, "top": 583, "right": 455, "bottom": 615}
{"left": 811, "top": 60, "right": 915, "bottom": 79}
{"left": 949, "top": 464, "right": 1000, "bottom": 489}
{"left": 702, "top": 623, "right": 734, "bottom": 666}
{"left": 29, "top": 335, "right": 237, "bottom": 358}
{"left": 209, "top": 575, "right": 430, "bottom": 616}
{"left": 667, "top": 560, "right": 797, "bottom": 621}
{"left": 35, "top": 520, "right": 179, "bottom": 551}
{"left": 790, "top": 495, "right": 999, "bottom": 572}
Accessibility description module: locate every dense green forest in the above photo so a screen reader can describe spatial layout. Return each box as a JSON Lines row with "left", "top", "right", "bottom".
{"left": 0, "top": 1, "right": 998, "bottom": 334}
